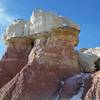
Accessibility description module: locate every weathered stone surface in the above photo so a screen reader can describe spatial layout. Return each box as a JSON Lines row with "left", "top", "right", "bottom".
{"left": 95, "top": 58, "right": 100, "bottom": 70}
{"left": 84, "top": 71, "right": 100, "bottom": 100}
{"left": 80, "top": 48, "right": 88, "bottom": 53}
{"left": 2, "top": 37, "right": 32, "bottom": 59}
{"left": 0, "top": 25, "right": 81, "bottom": 100}
{"left": 3, "top": 19, "right": 30, "bottom": 41}
{"left": 0, "top": 38, "right": 32, "bottom": 88}
{"left": 28, "top": 28, "right": 80, "bottom": 77}
{"left": 30, "top": 9, "right": 80, "bottom": 34}
{"left": 1, "top": 9, "right": 100, "bottom": 100}
{"left": 0, "top": 64, "right": 90, "bottom": 100}
{"left": 79, "top": 47, "right": 100, "bottom": 72}
{"left": 3, "top": 9, "right": 80, "bottom": 42}
{"left": 0, "top": 59, "right": 27, "bottom": 88}
{"left": 58, "top": 73, "right": 91, "bottom": 100}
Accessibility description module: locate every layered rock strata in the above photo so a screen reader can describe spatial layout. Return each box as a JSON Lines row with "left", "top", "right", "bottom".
{"left": 0, "top": 9, "right": 100, "bottom": 100}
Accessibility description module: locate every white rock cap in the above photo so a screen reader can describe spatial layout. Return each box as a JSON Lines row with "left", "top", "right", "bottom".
{"left": 3, "top": 9, "right": 80, "bottom": 41}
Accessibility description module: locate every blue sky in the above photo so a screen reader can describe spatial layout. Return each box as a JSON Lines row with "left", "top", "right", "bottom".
{"left": 0, "top": 0, "right": 100, "bottom": 57}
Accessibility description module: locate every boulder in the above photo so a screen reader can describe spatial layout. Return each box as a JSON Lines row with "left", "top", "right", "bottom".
{"left": 79, "top": 47, "right": 100, "bottom": 72}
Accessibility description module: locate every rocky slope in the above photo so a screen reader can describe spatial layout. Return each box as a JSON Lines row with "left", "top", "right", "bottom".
{"left": 0, "top": 9, "right": 100, "bottom": 100}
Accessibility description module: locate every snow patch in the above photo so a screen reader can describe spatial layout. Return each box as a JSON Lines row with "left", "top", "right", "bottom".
{"left": 69, "top": 73, "right": 90, "bottom": 100}
{"left": 54, "top": 95, "right": 60, "bottom": 100}
{"left": 70, "top": 86, "right": 84, "bottom": 100}
{"left": 60, "top": 81, "right": 64, "bottom": 86}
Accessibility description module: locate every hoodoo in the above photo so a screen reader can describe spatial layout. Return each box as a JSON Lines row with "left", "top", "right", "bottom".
{"left": 0, "top": 9, "right": 100, "bottom": 100}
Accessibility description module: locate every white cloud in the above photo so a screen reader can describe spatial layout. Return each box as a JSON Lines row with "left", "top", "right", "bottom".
{"left": 0, "top": 1, "right": 15, "bottom": 59}
{"left": 0, "top": 0, "right": 17, "bottom": 27}
{"left": 0, "top": 7, "right": 14, "bottom": 27}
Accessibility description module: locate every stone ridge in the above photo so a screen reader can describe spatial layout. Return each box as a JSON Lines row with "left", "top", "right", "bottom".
{"left": 3, "top": 9, "right": 80, "bottom": 42}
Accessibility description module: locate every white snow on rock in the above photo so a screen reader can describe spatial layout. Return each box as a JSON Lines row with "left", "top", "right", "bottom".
{"left": 70, "top": 87, "right": 83, "bottom": 100}
{"left": 3, "top": 9, "right": 80, "bottom": 41}
{"left": 79, "top": 47, "right": 100, "bottom": 72}
{"left": 69, "top": 73, "right": 90, "bottom": 100}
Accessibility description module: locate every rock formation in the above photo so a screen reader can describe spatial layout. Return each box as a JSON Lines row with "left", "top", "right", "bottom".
{"left": 79, "top": 47, "right": 100, "bottom": 72}
{"left": 0, "top": 9, "right": 100, "bottom": 100}
{"left": 84, "top": 71, "right": 100, "bottom": 100}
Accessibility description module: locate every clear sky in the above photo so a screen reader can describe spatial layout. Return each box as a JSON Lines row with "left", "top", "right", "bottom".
{"left": 0, "top": 0, "right": 100, "bottom": 58}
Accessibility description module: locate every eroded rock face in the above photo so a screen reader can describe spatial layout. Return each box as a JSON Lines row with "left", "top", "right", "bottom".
{"left": 28, "top": 28, "right": 80, "bottom": 74}
{"left": 0, "top": 9, "right": 81, "bottom": 99}
{"left": 3, "top": 9, "right": 80, "bottom": 42}
{"left": 58, "top": 73, "right": 91, "bottom": 100}
{"left": 0, "top": 37, "right": 32, "bottom": 88}
{"left": 3, "top": 37, "right": 32, "bottom": 59}
{"left": 0, "top": 27, "right": 81, "bottom": 100}
{"left": 3, "top": 19, "right": 30, "bottom": 41}
{"left": 30, "top": 9, "right": 80, "bottom": 34}
{"left": 79, "top": 47, "right": 100, "bottom": 72}
{"left": 1, "top": 9, "right": 100, "bottom": 100}
{"left": 95, "top": 58, "right": 100, "bottom": 70}
{"left": 84, "top": 71, "right": 100, "bottom": 100}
